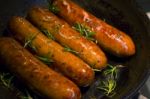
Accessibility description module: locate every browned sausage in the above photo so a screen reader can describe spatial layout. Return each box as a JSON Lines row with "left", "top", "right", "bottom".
{"left": 0, "top": 37, "right": 81, "bottom": 99}
{"left": 8, "top": 16, "right": 94, "bottom": 87}
{"left": 27, "top": 7, "right": 107, "bottom": 69}
{"left": 52, "top": 0, "right": 136, "bottom": 57}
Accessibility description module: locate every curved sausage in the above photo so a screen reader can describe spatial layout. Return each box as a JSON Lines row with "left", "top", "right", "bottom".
{"left": 27, "top": 7, "right": 107, "bottom": 69}
{"left": 8, "top": 16, "right": 94, "bottom": 87}
{"left": 52, "top": 0, "right": 136, "bottom": 57}
{"left": 0, "top": 37, "right": 81, "bottom": 99}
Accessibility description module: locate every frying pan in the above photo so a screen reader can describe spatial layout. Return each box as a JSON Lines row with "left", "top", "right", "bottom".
{"left": 0, "top": 0, "right": 150, "bottom": 99}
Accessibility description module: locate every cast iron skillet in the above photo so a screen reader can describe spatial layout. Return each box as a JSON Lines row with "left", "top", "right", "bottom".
{"left": 0, "top": 0, "right": 150, "bottom": 99}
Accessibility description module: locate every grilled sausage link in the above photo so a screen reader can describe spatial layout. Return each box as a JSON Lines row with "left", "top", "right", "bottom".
{"left": 52, "top": 0, "right": 136, "bottom": 57}
{"left": 8, "top": 16, "right": 94, "bottom": 87}
{"left": 27, "top": 7, "right": 107, "bottom": 69}
{"left": 0, "top": 37, "right": 81, "bottom": 99}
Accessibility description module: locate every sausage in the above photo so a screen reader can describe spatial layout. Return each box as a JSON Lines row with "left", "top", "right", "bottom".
{"left": 0, "top": 37, "right": 81, "bottom": 99}
{"left": 8, "top": 16, "right": 94, "bottom": 87}
{"left": 27, "top": 7, "right": 107, "bottom": 69}
{"left": 52, "top": 0, "right": 136, "bottom": 57}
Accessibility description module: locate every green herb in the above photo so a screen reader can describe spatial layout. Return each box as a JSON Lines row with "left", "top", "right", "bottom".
{"left": 103, "top": 64, "right": 117, "bottom": 79}
{"left": 73, "top": 23, "right": 97, "bottom": 43}
{"left": 0, "top": 73, "right": 34, "bottom": 99}
{"left": 36, "top": 55, "right": 53, "bottom": 65}
{"left": 36, "top": 52, "right": 54, "bottom": 65}
{"left": 48, "top": 1, "right": 60, "bottom": 14}
{"left": 19, "top": 90, "right": 33, "bottom": 99}
{"left": 29, "top": 45, "right": 37, "bottom": 52}
{"left": 96, "top": 64, "right": 119, "bottom": 97}
{"left": 24, "top": 35, "right": 36, "bottom": 48}
{"left": 93, "top": 69, "right": 101, "bottom": 72}
{"left": 63, "top": 46, "right": 79, "bottom": 55}
{"left": 41, "top": 24, "right": 61, "bottom": 40}
{"left": 24, "top": 34, "right": 37, "bottom": 52}
{"left": 41, "top": 29, "right": 55, "bottom": 40}
{"left": 0, "top": 73, "right": 14, "bottom": 89}
{"left": 97, "top": 79, "right": 116, "bottom": 97}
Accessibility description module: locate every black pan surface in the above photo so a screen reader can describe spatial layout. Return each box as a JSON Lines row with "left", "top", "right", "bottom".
{"left": 0, "top": 0, "right": 150, "bottom": 99}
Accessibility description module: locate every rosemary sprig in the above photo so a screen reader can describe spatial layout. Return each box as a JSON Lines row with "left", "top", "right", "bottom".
{"left": 96, "top": 64, "right": 119, "bottom": 97}
{"left": 103, "top": 64, "right": 117, "bottom": 79}
{"left": 36, "top": 52, "right": 54, "bottom": 65}
{"left": 41, "top": 29, "right": 55, "bottom": 40}
{"left": 97, "top": 79, "right": 116, "bottom": 97}
{"left": 24, "top": 34, "right": 37, "bottom": 52}
{"left": 63, "top": 46, "right": 79, "bottom": 55}
{"left": 48, "top": 1, "right": 60, "bottom": 14}
{"left": 0, "top": 73, "right": 34, "bottom": 99}
{"left": 36, "top": 55, "right": 53, "bottom": 65}
{"left": 73, "top": 23, "right": 97, "bottom": 43}
{"left": 24, "top": 35, "right": 36, "bottom": 48}
{"left": 0, "top": 73, "right": 14, "bottom": 89}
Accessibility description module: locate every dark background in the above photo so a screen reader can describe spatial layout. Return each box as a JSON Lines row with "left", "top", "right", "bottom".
{"left": 136, "top": 0, "right": 150, "bottom": 98}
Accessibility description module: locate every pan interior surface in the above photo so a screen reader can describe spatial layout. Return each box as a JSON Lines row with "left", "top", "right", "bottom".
{"left": 0, "top": 0, "right": 150, "bottom": 99}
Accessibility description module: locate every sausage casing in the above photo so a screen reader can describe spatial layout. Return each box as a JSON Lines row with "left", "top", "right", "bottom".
{"left": 0, "top": 37, "right": 81, "bottom": 99}
{"left": 8, "top": 16, "right": 94, "bottom": 87}
{"left": 52, "top": 0, "right": 136, "bottom": 57}
{"left": 27, "top": 7, "right": 107, "bottom": 69}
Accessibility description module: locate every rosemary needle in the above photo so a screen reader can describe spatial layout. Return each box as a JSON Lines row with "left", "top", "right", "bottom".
{"left": 36, "top": 55, "right": 53, "bottom": 65}
{"left": 47, "top": 0, "right": 60, "bottom": 14}
{"left": 24, "top": 34, "right": 38, "bottom": 52}
{"left": 97, "top": 64, "right": 119, "bottom": 97}
{"left": 73, "top": 23, "right": 97, "bottom": 43}
{"left": 36, "top": 52, "right": 54, "bottom": 65}
{"left": 41, "top": 29, "right": 55, "bottom": 40}
{"left": 103, "top": 64, "right": 117, "bottom": 79}
{"left": 93, "top": 69, "right": 101, "bottom": 72}
{"left": 0, "top": 73, "right": 14, "bottom": 89}
{"left": 24, "top": 35, "right": 36, "bottom": 48}
{"left": 0, "top": 73, "right": 34, "bottom": 99}
{"left": 19, "top": 90, "right": 33, "bottom": 99}
{"left": 63, "top": 46, "right": 79, "bottom": 55}
{"left": 97, "top": 79, "right": 116, "bottom": 97}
